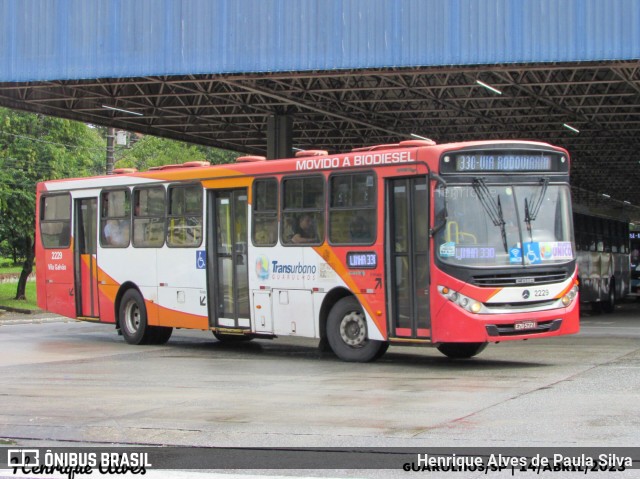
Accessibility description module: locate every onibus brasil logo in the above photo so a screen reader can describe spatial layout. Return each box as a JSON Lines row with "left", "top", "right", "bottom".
{"left": 7, "top": 448, "right": 152, "bottom": 475}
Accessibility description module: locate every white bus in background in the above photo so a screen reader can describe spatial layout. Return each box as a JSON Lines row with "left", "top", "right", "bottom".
{"left": 573, "top": 209, "right": 630, "bottom": 312}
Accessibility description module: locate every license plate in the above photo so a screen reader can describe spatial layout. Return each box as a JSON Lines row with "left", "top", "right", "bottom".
{"left": 514, "top": 320, "right": 537, "bottom": 331}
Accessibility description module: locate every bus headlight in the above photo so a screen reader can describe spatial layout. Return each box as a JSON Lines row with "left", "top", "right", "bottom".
{"left": 439, "top": 286, "right": 484, "bottom": 314}
{"left": 470, "top": 301, "right": 482, "bottom": 313}
{"left": 561, "top": 285, "right": 579, "bottom": 307}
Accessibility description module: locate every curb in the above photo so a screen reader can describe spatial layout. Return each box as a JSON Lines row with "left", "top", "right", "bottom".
{"left": 0, "top": 305, "right": 40, "bottom": 314}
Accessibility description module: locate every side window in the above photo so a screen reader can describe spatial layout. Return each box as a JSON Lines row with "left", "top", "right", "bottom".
{"left": 40, "top": 194, "right": 71, "bottom": 248}
{"left": 252, "top": 178, "right": 278, "bottom": 246}
{"left": 329, "top": 173, "right": 376, "bottom": 244}
{"left": 615, "top": 220, "right": 628, "bottom": 254}
{"left": 603, "top": 218, "right": 612, "bottom": 253}
{"left": 622, "top": 222, "right": 630, "bottom": 254}
{"left": 100, "top": 189, "right": 131, "bottom": 248}
{"left": 133, "top": 186, "right": 165, "bottom": 247}
{"left": 167, "top": 184, "right": 203, "bottom": 247}
{"left": 282, "top": 176, "right": 324, "bottom": 245}
{"left": 586, "top": 216, "right": 596, "bottom": 252}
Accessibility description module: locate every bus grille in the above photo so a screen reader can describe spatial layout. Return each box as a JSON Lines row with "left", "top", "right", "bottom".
{"left": 486, "top": 300, "right": 556, "bottom": 310}
{"left": 471, "top": 271, "right": 567, "bottom": 287}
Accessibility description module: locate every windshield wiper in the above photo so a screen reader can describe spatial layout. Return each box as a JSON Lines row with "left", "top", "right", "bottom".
{"left": 524, "top": 178, "right": 549, "bottom": 238}
{"left": 472, "top": 178, "right": 508, "bottom": 253}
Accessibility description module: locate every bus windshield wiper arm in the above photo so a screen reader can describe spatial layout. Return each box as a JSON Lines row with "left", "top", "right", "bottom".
{"left": 524, "top": 178, "right": 548, "bottom": 237}
{"left": 524, "top": 198, "right": 532, "bottom": 238}
{"left": 472, "top": 178, "right": 508, "bottom": 252}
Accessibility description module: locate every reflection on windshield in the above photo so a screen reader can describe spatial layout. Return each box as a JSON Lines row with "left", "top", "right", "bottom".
{"left": 435, "top": 183, "right": 574, "bottom": 268}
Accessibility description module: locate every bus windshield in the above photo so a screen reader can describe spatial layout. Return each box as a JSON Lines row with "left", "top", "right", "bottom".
{"left": 435, "top": 182, "right": 574, "bottom": 268}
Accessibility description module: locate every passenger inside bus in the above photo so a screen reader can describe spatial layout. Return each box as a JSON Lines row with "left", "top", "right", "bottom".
{"left": 349, "top": 215, "right": 372, "bottom": 242}
{"left": 103, "top": 219, "right": 129, "bottom": 247}
{"left": 291, "top": 213, "right": 317, "bottom": 244}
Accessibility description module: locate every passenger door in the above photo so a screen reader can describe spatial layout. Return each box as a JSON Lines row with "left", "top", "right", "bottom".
{"left": 209, "top": 189, "right": 250, "bottom": 330}
{"left": 74, "top": 197, "right": 99, "bottom": 318}
{"left": 387, "top": 176, "right": 430, "bottom": 338}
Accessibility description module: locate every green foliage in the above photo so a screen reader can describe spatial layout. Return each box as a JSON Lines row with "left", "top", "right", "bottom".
{"left": 0, "top": 280, "right": 38, "bottom": 311}
{"left": 198, "top": 144, "right": 239, "bottom": 165}
{"left": 0, "top": 106, "right": 238, "bottom": 301}
{"left": 0, "top": 259, "right": 23, "bottom": 274}
{"left": 115, "top": 135, "right": 238, "bottom": 170}
{"left": 0, "top": 107, "right": 105, "bottom": 299}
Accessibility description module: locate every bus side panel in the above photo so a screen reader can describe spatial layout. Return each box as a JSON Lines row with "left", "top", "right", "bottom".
{"left": 41, "top": 246, "right": 76, "bottom": 319}
{"left": 97, "top": 283, "right": 117, "bottom": 323}
{"left": 576, "top": 251, "right": 593, "bottom": 302}
{"left": 614, "top": 253, "right": 630, "bottom": 297}
{"left": 600, "top": 252, "right": 613, "bottom": 299}
{"left": 96, "top": 249, "right": 158, "bottom": 325}
{"left": 156, "top": 247, "right": 208, "bottom": 329}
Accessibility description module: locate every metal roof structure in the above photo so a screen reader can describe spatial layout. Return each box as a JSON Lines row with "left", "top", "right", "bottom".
{"left": 1, "top": 0, "right": 639, "bottom": 220}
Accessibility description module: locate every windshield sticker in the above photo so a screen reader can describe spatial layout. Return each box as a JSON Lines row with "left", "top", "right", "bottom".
{"left": 539, "top": 242, "right": 573, "bottom": 260}
{"left": 440, "top": 242, "right": 456, "bottom": 257}
{"left": 524, "top": 242, "right": 542, "bottom": 265}
{"left": 510, "top": 247, "right": 523, "bottom": 263}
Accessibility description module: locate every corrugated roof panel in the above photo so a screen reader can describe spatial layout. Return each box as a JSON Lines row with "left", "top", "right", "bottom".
{"left": 1, "top": 0, "right": 639, "bottom": 82}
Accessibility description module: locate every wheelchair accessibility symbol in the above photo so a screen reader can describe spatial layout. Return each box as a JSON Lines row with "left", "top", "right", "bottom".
{"left": 524, "top": 242, "right": 541, "bottom": 265}
{"left": 196, "top": 250, "right": 206, "bottom": 269}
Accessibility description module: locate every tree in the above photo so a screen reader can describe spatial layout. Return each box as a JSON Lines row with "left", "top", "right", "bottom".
{"left": 114, "top": 135, "right": 237, "bottom": 170}
{"left": 0, "top": 108, "right": 104, "bottom": 300}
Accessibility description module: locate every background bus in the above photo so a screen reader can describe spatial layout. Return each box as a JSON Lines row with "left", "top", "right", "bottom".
{"left": 36, "top": 139, "right": 580, "bottom": 362}
{"left": 630, "top": 229, "right": 640, "bottom": 297}
{"left": 572, "top": 209, "right": 630, "bottom": 312}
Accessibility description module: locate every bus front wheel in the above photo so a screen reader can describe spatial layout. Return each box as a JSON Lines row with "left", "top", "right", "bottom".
{"left": 437, "top": 342, "right": 488, "bottom": 359}
{"left": 326, "top": 296, "right": 386, "bottom": 362}
{"left": 602, "top": 279, "right": 616, "bottom": 313}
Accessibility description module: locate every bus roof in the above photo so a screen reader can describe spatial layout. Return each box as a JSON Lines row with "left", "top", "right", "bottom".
{"left": 38, "top": 138, "right": 568, "bottom": 192}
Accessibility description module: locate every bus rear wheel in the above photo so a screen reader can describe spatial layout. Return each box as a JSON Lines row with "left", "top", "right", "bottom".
{"left": 119, "top": 289, "right": 172, "bottom": 345}
{"left": 326, "top": 296, "right": 385, "bottom": 362}
{"left": 437, "top": 342, "right": 488, "bottom": 359}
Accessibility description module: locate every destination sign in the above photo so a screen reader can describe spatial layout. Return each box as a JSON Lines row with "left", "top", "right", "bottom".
{"left": 456, "top": 154, "right": 552, "bottom": 171}
{"left": 347, "top": 252, "right": 377, "bottom": 269}
{"left": 440, "top": 150, "right": 568, "bottom": 174}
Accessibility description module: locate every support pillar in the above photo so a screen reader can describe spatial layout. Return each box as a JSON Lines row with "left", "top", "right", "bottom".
{"left": 106, "top": 127, "right": 115, "bottom": 175}
{"left": 267, "top": 115, "right": 293, "bottom": 159}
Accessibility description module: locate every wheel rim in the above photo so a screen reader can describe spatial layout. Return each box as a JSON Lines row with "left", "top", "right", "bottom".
{"left": 124, "top": 300, "right": 141, "bottom": 334}
{"left": 339, "top": 310, "right": 367, "bottom": 347}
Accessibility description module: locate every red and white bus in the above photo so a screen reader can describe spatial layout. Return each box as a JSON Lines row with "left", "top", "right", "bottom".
{"left": 36, "top": 139, "right": 579, "bottom": 362}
